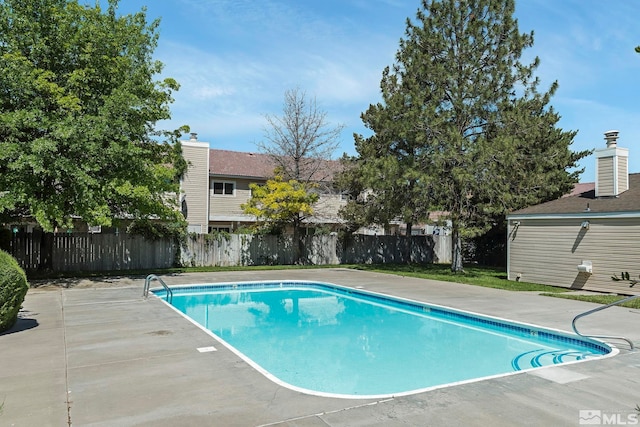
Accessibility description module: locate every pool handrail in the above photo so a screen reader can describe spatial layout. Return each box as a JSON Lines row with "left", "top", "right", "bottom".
{"left": 571, "top": 294, "right": 640, "bottom": 350}
{"left": 143, "top": 274, "right": 173, "bottom": 304}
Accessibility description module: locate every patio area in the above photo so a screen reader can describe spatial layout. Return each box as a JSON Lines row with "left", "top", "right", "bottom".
{"left": 1, "top": 268, "right": 639, "bottom": 426}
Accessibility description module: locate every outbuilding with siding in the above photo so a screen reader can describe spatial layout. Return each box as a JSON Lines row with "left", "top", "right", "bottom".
{"left": 507, "top": 131, "right": 639, "bottom": 295}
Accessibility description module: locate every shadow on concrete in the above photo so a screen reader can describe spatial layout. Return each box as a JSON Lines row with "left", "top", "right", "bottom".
{"left": 0, "top": 317, "right": 39, "bottom": 336}
{"left": 29, "top": 273, "right": 154, "bottom": 289}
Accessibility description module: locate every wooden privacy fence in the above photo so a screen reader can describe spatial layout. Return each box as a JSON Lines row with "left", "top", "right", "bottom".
{"left": 4, "top": 231, "right": 451, "bottom": 272}
{"left": 338, "top": 234, "right": 451, "bottom": 265}
{"left": 53, "top": 233, "right": 177, "bottom": 271}
{"left": 4, "top": 231, "right": 177, "bottom": 272}
{"left": 181, "top": 234, "right": 451, "bottom": 267}
{"left": 181, "top": 234, "right": 342, "bottom": 267}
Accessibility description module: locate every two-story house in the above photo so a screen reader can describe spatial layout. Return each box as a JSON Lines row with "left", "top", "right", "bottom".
{"left": 180, "top": 134, "right": 347, "bottom": 234}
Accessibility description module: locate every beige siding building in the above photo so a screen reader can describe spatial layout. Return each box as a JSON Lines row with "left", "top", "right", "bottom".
{"left": 180, "top": 134, "right": 347, "bottom": 234}
{"left": 180, "top": 137, "right": 210, "bottom": 234}
{"left": 507, "top": 131, "right": 639, "bottom": 295}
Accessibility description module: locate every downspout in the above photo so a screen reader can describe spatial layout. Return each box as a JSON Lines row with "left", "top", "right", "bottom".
{"left": 506, "top": 217, "right": 513, "bottom": 281}
{"left": 205, "top": 146, "right": 211, "bottom": 233}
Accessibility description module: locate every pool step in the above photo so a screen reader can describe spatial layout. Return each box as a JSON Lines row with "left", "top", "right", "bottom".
{"left": 511, "top": 349, "right": 592, "bottom": 371}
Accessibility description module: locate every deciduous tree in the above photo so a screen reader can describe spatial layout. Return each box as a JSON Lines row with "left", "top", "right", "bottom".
{"left": 256, "top": 87, "right": 344, "bottom": 262}
{"left": 242, "top": 175, "right": 319, "bottom": 263}
{"left": 256, "top": 87, "right": 344, "bottom": 185}
{"left": 0, "top": 0, "right": 188, "bottom": 235}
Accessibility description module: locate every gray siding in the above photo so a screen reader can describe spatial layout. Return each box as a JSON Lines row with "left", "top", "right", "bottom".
{"left": 209, "top": 177, "right": 258, "bottom": 220}
{"left": 181, "top": 142, "right": 210, "bottom": 233}
{"left": 597, "top": 156, "right": 614, "bottom": 196}
{"left": 508, "top": 217, "right": 640, "bottom": 294}
{"left": 309, "top": 193, "right": 347, "bottom": 223}
{"left": 208, "top": 178, "right": 347, "bottom": 226}
{"left": 618, "top": 156, "right": 629, "bottom": 193}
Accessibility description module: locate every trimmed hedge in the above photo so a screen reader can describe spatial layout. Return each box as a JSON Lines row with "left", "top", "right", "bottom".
{"left": 0, "top": 249, "right": 29, "bottom": 332}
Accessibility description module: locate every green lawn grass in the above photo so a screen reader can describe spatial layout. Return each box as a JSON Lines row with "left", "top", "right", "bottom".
{"left": 350, "top": 263, "right": 569, "bottom": 292}
{"left": 541, "top": 292, "right": 640, "bottom": 309}
{"left": 353, "top": 264, "right": 640, "bottom": 307}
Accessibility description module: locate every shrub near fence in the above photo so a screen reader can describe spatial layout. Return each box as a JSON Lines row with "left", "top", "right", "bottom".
{"left": 6, "top": 231, "right": 451, "bottom": 272}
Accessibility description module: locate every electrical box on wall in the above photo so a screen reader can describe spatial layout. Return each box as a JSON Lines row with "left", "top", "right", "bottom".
{"left": 577, "top": 261, "right": 593, "bottom": 274}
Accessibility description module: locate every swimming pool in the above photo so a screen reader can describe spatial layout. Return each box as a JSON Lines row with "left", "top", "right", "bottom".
{"left": 153, "top": 281, "right": 613, "bottom": 398}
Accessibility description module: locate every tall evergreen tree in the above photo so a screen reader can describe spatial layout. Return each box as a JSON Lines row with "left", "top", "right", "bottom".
{"left": 344, "top": 0, "right": 588, "bottom": 271}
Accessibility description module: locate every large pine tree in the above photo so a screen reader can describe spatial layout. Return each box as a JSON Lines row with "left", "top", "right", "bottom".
{"left": 344, "top": 0, "right": 589, "bottom": 271}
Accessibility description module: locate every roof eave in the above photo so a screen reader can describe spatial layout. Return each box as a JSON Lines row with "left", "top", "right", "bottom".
{"left": 507, "top": 211, "right": 640, "bottom": 220}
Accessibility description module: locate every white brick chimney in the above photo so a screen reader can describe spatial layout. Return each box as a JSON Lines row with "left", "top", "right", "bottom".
{"left": 595, "top": 130, "right": 628, "bottom": 197}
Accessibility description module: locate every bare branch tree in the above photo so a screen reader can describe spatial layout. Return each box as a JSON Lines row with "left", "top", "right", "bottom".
{"left": 254, "top": 87, "right": 345, "bottom": 263}
{"left": 256, "top": 87, "right": 345, "bottom": 184}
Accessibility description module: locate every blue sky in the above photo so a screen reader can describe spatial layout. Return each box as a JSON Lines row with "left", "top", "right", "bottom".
{"left": 111, "top": 0, "right": 639, "bottom": 183}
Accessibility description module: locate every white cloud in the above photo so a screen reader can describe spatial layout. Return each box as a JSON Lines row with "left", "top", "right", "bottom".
{"left": 140, "top": 0, "right": 640, "bottom": 174}
{"left": 151, "top": 1, "right": 403, "bottom": 151}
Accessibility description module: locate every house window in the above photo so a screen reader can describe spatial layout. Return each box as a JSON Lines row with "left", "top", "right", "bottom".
{"left": 212, "top": 181, "right": 235, "bottom": 196}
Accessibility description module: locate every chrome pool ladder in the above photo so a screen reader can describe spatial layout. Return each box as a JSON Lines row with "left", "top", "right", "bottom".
{"left": 143, "top": 274, "right": 173, "bottom": 304}
{"left": 571, "top": 294, "right": 640, "bottom": 350}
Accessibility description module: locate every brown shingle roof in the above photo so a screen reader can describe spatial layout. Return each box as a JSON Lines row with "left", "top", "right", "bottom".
{"left": 209, "top": 149, "right": 275, "bottom": 179}
{"left": 510, "top": 173, "right": 640, "bottom": 216}
{"left": 562, "top": 182, "right": 595, "bottom": 198}
{"left": 208, "top": 149, "right": 342, "bottom": 181}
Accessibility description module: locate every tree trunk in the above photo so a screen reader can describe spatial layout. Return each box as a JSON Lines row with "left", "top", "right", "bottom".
{"left": 404, "top": 222, "right": 413, "bottom": 263}
{"left": 39, "top": 231, "right": 54, "bottom": 271}
{"left": 451, "top": 226, "right": 463, "bottom": 273}
{"left": 292, "top": 216, "right": 302, "bottom": 265}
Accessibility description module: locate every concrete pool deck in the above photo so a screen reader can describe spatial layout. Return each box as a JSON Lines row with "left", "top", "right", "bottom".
{"left": 1, "top": 268, "right": 639, "bottom": 426}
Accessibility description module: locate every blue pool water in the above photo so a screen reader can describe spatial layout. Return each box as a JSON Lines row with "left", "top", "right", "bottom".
{"left": 154, "top": 281, "right": 611, "bottom": 397}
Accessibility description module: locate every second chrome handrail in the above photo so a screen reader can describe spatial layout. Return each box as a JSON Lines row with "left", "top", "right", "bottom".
{"left": 572, "top": 294, "right": 640, "bottom": 350}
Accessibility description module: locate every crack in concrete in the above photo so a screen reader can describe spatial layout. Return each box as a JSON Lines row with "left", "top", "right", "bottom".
{"left": 256, "top": 397, "right": 395, "bottom": 427}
